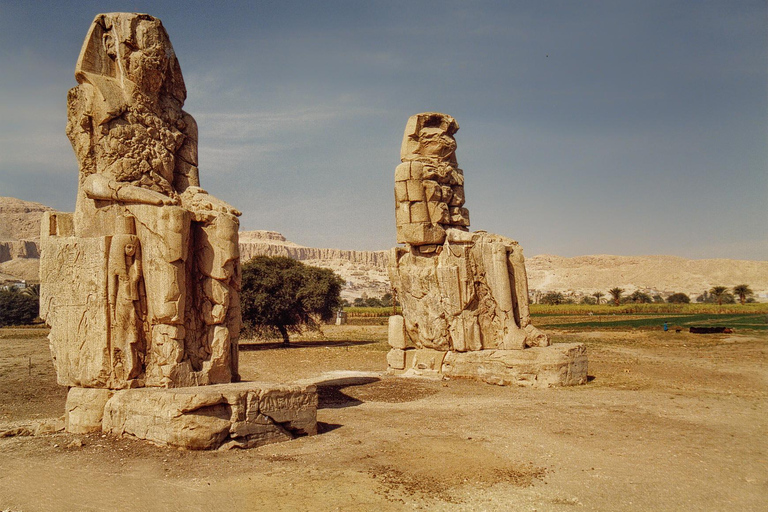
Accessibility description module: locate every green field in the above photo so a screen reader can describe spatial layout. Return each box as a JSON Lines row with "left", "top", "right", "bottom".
{"left": 344, "top": 304, "right": 768, "bottom": 331}
{"left": 539, "top": 313, "right": 768, "bottom": 331}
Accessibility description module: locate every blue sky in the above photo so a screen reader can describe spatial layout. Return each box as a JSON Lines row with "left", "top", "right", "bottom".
{"left": 1, "top": 1, "right": 766, "bottom": 259}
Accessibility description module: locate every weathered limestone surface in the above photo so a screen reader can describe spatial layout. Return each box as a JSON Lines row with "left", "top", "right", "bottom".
{"left": 65, "top": 387, "right": 115, "bottom": 433}
{"left": 102, "top": 382, "right": 317, "bottom": 450}
{"left": 40, "top": 13, "right": 241, "bottom": 389}
{"left": 389, "top": 344, "right": 587, "bottom": 387}
{"left": 443, "top": 344, "right": 588, "bottom": 387}
{"left": 388, "top": 113, "right": 586, "bottom": 385}
{"left": 38, "top": 12, "right": 319, "bottom": 450}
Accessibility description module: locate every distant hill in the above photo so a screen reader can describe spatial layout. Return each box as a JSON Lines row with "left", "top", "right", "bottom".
{"left": 525, "top": 254, "right": 768, "bottom": 301}
{"left": 0, "top": 196, "right": 52, "bottom": 241}
{"left": 1, "top": 197, "right": 766, "bottom": 301}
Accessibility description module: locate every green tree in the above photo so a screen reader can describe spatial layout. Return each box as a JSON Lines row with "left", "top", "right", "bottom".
{"left": 709, "top": 286, "right": 729, "bottom": 306}
{"left": 0, "top": 287, "right": 39, "bottom": 326}
{"left": 580, "top": 295, "right": 597, "bottom": 305}
{"left": 732, "top": 284, "right": 753, "bottom": 305}
{"left": 240, "top": 256, "right": 343, "bottom": 344}
{"left": 609, "top": 287, "right": 623, "bottom": 306}
{"left": 667, "top": 292, "right": 691, "bottom": 304}
{"left": 541, "top": 291, "right": 565, "bottom": 305}
{"left": 592, "top": 291, "right": 604, "bottom": 305}
{"left": 627, "top": 291, "right": 653, "bottom": 304}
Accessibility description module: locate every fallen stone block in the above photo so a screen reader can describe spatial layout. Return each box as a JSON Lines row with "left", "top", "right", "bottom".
{"left": 442, "top": 343, "right": 588, "bottom": 388}
{"left": 102, "top": 382, "right": 317, "bottom": 450}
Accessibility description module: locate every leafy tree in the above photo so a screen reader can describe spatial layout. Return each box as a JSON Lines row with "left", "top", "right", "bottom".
{"left": 667, "top": 292, "right": 691, "bottom": 304}
{"left": 541, "top": 291, "right": 565, "bottom": 305}
{"left": 592, "top": 291, "right": 604, "bottom": 305}
{"left": 353, "top": 297, "right": 366, "bottom": 307}
{"left": 653, "top": 294, "right": 665, "bottom": 303}
{"left": 732, "top": 284, "right": 753, "bottom": 305}
{"left": 0, "top": 287, "right": 39, "bottom": 326}
{"left": 709, "top": 286, "right": 729, "bottom": 306}
{"left": 240, "top": 256, "right": 343, "bottom": 344}
{"left": 580, "top": 296, "right": 597, "bottom": 305}
{"left": 626, "top": 291, "right": 653, "bottom": 304}
{"left": 608, "top": 287, "right": 623, "bottom": 306}
{"left": 381, "top": 292, "right": 393, "bottom": 308}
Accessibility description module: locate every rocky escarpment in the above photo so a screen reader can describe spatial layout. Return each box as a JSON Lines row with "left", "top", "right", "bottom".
{"left": 239, "top": 231, "right": 390, "bottom": 299}
{"left": 526, "top": 254, "right": 768, "bottom": 300}
{"left": 239, "top": 231, "right": 388, "bottom": 268}
{"left": 0, "top": 197, "right": 51, "bottom": 282}
{"left": 0, "top": 197, "right": 52, "bottom": 241}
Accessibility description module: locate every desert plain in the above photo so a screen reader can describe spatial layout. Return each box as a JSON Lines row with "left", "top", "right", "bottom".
{"left": 1, "top": 323, "right": 766, "bottom": 511}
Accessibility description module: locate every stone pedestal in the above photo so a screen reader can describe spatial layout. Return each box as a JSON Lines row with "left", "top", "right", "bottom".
{"left": 387, "top": 343, "right": 588, "bottom": 388}
{"left": 66, "top": 382, "right": 317, "bottom": 450}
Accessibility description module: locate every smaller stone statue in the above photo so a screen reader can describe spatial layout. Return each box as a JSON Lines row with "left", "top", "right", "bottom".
{"left": 387, "top": 114, "right": 588, "bottom": 387}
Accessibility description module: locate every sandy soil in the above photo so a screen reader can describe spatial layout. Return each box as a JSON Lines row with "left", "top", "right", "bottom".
{"left": 1, "top": 325, "right": 766, "bottom": 511}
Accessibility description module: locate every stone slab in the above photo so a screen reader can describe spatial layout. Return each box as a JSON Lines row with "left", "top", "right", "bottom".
{"left": 388, "top": 343, "right": 588, "bottom": 388}
{"left": 442, "top": 343, "right": 588, "bottom": 388}
{"left": 101, "top": 382, "right": 317, "bottom": 450}
{"left": 65, "top": 387, "right": 115, "bottom": 434}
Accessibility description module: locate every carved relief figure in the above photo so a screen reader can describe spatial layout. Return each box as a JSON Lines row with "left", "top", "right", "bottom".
{"left": 108, "top": 218, "right": 146, "bottom": 382}
{"left": 389, "top": 113, "right": 548, "bottom": 354}
{"left": 41, "top": 13, "right": 241, "bottom": 389}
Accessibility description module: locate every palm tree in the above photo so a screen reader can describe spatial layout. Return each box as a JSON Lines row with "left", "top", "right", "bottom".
{"left": 592, "top": 291, "right": 604, "bottom": 305}
{"left": 732, "top": 284, "right": 753, "bottom": 305}
{"left": 709, "top": 286, "right": 728, "bottom": 306}
{"left": 608, "top": 287, "right": 623, "bottom": 306}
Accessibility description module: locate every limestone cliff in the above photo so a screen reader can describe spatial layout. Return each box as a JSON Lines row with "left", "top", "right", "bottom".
{"left": 1, "top": 197, "right": 766, "bottom": 300}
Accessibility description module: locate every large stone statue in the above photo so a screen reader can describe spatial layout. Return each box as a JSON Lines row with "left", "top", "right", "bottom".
{"left": 388, "top": 113, "right": 587, "bottom": 387}
{"left": 39, "top": 13, "right": 317, "bottom": 450}
{"left": 41, "top": 12, "right": 240, "bottom": 389}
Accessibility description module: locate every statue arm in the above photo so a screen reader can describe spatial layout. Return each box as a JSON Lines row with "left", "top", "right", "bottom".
{"left": 83, "top": 174, "right": 178, "bottom": 206}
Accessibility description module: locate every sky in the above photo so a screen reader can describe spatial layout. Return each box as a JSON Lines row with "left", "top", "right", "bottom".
{"left": 0, "top": 0, "right": 766, "bottom": 260}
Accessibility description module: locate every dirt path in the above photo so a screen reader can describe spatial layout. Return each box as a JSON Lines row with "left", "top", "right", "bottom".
{"left": 1, "top": 326, "right": 766, "bottom": 511}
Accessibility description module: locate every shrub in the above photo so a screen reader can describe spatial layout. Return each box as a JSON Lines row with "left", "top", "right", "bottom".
{"left": 0, "top": 288, "right": 39, "bottom": 326}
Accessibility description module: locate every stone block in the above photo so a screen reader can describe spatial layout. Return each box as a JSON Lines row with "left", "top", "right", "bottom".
{"left": 386, "top": 348, "right": 407, "bottom": 370}
{"left": 102, "top": 382, "right": 317, "bottom": 450}
{"left": 407, "top": 349, "right": 447, "bottom": 378}
{"left": 442, "top": 343, "right": 588, "bottom": 388}
{"left": 395, "top": 162, "right": 411, "bottom": 182}
{"left": 394, "top": 181, "right": 408, "bottom": 202}
{"left": 396, "top": 222, "right": 446, "bottom": 246}
{"left": 409, "top": 202, "right": 430, "bottom": 223}
{"left": 395, "top": 202, "right": 411, "bottom": 225}
{"left": 388, "top": 315, "right": 407, "bottom": 349}
{"left": 406, "top": 180, "right": 426, "bottom": 202}
{"left": 66, "top": 387, "right": 115, "bottom": 433}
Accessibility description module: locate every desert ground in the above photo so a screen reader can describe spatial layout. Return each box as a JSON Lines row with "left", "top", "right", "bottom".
{"left": 1, "top": 324, "right": 766, "bottom": 511}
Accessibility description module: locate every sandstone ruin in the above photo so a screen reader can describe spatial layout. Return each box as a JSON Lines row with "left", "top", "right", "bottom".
{"left": 387, "top": 113, "right": 587, "bottom": 386}
{"left": 39, "top": 13, "right": 316, "bottom": 448}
